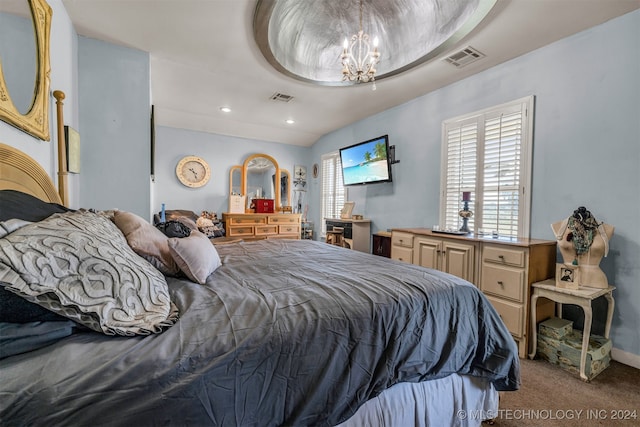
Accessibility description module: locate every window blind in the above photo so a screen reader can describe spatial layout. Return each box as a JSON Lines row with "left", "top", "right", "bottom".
{"left": 440, "top": 96, "right": 533, "bottom": 238}
{"left": 321, "top": 152, "right": 345, "bottom": 234}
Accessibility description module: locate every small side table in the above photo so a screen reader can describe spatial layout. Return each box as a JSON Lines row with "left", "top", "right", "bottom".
{"left": 529, "top": 279, "right": 615, "bottom": 381}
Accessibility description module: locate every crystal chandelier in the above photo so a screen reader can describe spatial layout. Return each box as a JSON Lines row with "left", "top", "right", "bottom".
{"left": 341, "top": 0, "right": 381, "bottom": 89}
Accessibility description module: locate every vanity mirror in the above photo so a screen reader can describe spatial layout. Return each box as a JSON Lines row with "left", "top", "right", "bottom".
{"left": 228, "top": 153, "right": 291, "bottom": 212}
{"left": 0, "top": 0, "right": 52, "bottom": 140}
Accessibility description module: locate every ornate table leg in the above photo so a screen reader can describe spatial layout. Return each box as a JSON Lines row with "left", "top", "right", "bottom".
{"left": 528, "top": 291, "right": 539, "bottom": 360}
{"left": 579, "top": 301, "right": 593, "bottom": 382}
{"left": 604, "top": 291, "right": 615, "bottom": 339}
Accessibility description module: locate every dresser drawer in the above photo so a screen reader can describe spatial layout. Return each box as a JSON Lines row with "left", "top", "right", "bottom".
{"left": 228, "top": 216, "right": 266, "bottom": 226}
{"left": 268, "top": 215, "right": 300, "bottom": 225}
{"left": 278, "top": 224, "right": 300, "bottom": 234}
{"left": 481, "top": 264, "right": 525, "bottom": 303}
{"left": 392, "top": 232, "right": 414, "bottom": 248}
{"left": 483, "top": 245, "right": 526, "bottom": 267}
{"left": 228, "top": 226, "right": 254, "bottom": 237}
{"left": 255, "top": 225, "right": 278, "bottom": 235}
{"left": 391, "top": 246, "right": 413, "bottom": 263}
{"left": 486, "top": 296, "right": 523, "bottom": 338}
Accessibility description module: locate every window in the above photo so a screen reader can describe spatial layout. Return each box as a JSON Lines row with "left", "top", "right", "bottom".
{"left": 321, "top": 152, "right": 345, "bottom": 234}
{"left": 440, "top": 96, "right": 534, "bottom": 238}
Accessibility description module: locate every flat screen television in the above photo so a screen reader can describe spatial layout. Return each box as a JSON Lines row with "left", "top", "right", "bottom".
{"left": 339, "top": 135, "right": 393, "bottom": 186}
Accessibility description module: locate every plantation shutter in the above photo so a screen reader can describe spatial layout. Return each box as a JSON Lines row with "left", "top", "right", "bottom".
{"left": 440, "top": 96, "right": 533, "bottom": 238}
{"left": 443, "top": 119, "right": 478, "bottom": 231}
{"left": 481, "top": 108, "right": 523, "bottom": 237}
{"left": 321, "top": 152, "right": 345, "bottom": 234}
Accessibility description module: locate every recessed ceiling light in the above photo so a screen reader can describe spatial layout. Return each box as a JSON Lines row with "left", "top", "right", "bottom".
{"left": 220, "top": 107, "right": 231, "bottom": 113}
{"left": 285, "top": 119, "right": 295, "bottom": 124}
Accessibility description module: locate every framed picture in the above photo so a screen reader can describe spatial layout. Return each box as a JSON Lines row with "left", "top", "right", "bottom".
{"left": 556, "top": 263, "right": 580, "bottom": 289}
{"left": 64, "top": 126, "right": 80, "bottom": 174}
{"left": 340, "top": 201, "right": 355, "bottom": 219}
{"left": 294, "top": 165, "right": 307, "bottom": 190}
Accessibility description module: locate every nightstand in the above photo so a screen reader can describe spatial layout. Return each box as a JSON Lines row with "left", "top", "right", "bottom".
{"left": 372, "top": 231, "right": 391, "bottom": 258}
{"left": 529, "top": 279, "right": 615, "bottom": 381}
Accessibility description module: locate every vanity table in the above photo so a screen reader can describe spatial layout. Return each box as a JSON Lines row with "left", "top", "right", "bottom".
{"left": 222, "top": 212, "right": 301, "bottom": 240}
{"left": 224, "top": 153, "right": 300, "bottom": 240}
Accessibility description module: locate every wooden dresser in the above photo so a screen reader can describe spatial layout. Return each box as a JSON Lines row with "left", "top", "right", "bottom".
{"left": 391, "top": 228, "right": 556, "bottom": 358}
{"left": 222, "top": 213, "right": 301, "bottom": 240}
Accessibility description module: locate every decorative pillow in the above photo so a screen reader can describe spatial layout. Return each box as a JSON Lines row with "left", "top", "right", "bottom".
{"left": 0, "top": 189, "right": 71, "bottom": 222}
{"left": 0, "top": 219, "right": 32, "bottom": 238}
{"left": 168, "top": 230, "right": 222, "bottom": 284}
{"left": 0, "top": 211, "right": 179, "bottom": 336}
{"left": 113, "top": 210, "right": 180, "bottom": 276}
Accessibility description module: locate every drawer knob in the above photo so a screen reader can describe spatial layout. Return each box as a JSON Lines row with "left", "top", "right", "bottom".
{"left": 497, "top": 281, "right": 504, "bottom": 286}
{"left": 498, "top": 255, "right": 505, "bottom": 260}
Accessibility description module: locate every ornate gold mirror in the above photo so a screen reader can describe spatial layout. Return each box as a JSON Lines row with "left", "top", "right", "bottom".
{"left": 0, "top": 0, "right": 52, "bottom": 140}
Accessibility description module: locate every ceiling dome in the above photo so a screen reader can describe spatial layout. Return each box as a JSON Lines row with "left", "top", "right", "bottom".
{"left": 254, "top": 0, "right": 496, "bottom": 86}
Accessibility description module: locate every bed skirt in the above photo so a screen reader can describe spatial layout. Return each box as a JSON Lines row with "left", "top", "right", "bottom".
{"left": 337, "top": 374, "right": 497, "bottom": 427}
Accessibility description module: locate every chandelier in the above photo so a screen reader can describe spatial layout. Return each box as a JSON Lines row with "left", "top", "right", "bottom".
{"left": 341, "top": 0, "right": 381, "bottom": 89}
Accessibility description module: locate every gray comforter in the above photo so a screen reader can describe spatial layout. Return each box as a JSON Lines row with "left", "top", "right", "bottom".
{"left": 0, "top": 240, "right": 519, "bottom": 426}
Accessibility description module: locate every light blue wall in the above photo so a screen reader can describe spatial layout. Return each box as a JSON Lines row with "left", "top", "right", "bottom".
{"left": 77, "top": 36, "right": 151, "bottom": 217}
{"left": 153, "top": 126, "right": 310, "bottom": 218}
{"left": 310, "top": 10, "right": 640, "bottom": 358}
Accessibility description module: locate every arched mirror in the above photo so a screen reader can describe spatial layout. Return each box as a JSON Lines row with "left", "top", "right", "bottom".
{"left": 0, "top": 0, "right": 52, "bottom": 140}
{"left": 229, "top": 165, "right": 242, "bottom": 195}
{"left": 280, "top": 169, "right": 290, "bottom": 208}
{"left": 227, "top": 153, "right": 291, "bottom": 212}
{"left": 243, "top": 154, "right": 279, "bottom": 207}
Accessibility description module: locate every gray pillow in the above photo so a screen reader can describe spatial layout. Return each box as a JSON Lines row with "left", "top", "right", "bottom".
{"left": 0, "top": 211, "right": 178, "bottom": 336}
{"left": 168, "top": 230, "right": 222, "bottom": 284}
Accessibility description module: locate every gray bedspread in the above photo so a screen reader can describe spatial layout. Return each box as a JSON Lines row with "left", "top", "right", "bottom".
{"left": 0, "top": 240, "right": 519, "bottom": 426}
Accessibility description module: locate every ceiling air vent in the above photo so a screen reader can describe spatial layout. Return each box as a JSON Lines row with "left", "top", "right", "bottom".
{"left": 270, "top": 92, "right": 294, "bottom": 102}
{"left": 444, "top": 46, "right": 485, "bottom": 68}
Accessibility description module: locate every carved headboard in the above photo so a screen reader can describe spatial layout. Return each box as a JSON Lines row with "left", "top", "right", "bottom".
{"left": 0, "top": 143, "right": 62, "bottom": 204}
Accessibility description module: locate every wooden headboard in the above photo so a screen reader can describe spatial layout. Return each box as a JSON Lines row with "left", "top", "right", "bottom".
{"left": 0, "top": 143, "right": 63, "bottom": 204}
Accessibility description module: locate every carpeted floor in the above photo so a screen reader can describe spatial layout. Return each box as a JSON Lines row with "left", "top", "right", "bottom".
{"left": 490, "top": 358, "right": 640, "bottom": 426}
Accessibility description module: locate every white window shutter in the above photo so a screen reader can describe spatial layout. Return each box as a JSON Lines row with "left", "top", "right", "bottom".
{"left": 441, "top": 96, "right": 533, "bottom": 238}
{"left": 321, "top": 152, "right": 345, "bottom": 234}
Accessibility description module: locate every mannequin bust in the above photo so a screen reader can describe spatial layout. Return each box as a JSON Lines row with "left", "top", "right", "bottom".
{"left": 551, "top": 207, "right": 614, "bottom": 289}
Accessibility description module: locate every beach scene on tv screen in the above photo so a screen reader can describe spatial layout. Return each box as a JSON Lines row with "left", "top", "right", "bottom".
{"left": 342, "top": 138, "right": 389, "bottom": 185}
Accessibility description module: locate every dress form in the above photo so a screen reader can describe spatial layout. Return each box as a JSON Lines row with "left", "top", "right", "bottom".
{"left": 551, "top": 220, "right": 614, "bottom": 289}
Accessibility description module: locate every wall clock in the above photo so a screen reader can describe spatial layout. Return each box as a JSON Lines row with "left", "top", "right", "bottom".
{"left": 176, "top": 156, "right": 211, "bottom": 188}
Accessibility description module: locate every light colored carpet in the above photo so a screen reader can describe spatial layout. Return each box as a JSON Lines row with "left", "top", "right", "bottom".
{"left": 491, "top": 358, "right": 640, "bottom": 426}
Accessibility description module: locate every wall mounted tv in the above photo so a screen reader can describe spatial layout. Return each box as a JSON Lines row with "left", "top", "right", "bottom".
{"left": 339, "top": 135, "right": 393, "bottom": 186}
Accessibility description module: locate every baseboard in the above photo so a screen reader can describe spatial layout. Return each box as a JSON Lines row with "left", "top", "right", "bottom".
{"left": 612, "top": 347, "right": 640, "bottom": 369}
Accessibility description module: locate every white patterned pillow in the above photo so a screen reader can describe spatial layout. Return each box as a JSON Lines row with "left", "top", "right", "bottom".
{"left": 0, "top": 211, "right": 178, "bottom": 336}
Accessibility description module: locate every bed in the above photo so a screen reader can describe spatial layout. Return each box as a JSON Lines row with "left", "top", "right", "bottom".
{"left": 0, "top": 143, "right": 519, "bottom": 426}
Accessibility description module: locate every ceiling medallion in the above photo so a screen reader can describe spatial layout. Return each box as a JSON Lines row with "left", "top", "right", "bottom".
{"left": 253, "top": 0, "right": 497, "bottom": 87}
